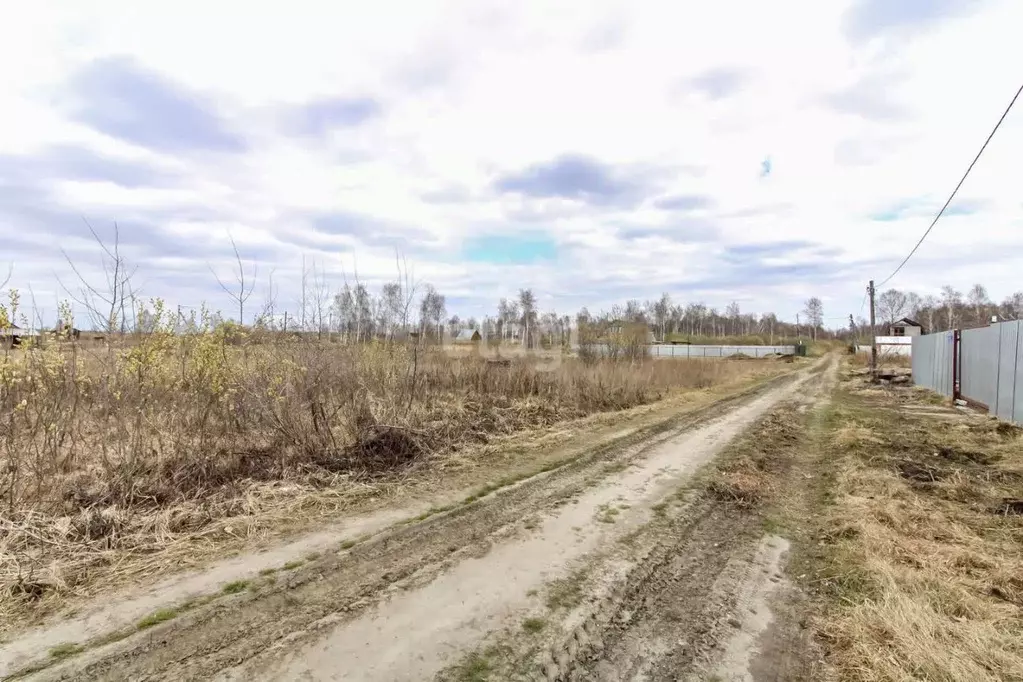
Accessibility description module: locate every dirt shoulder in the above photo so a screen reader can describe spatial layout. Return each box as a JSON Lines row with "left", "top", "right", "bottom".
{"left": 2, "top": 361, "right": 804, "bottom": 679}
{"left": 788, "top": 365, "right": 1023, "bottom": 681}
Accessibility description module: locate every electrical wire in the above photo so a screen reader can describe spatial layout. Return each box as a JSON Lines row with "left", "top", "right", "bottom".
{"left": 876, "top": 82, "right": 1023, "bottom": 288}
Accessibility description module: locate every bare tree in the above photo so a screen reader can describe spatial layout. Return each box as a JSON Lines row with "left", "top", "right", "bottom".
{"left": 379, "top": 282, "right": 400, "bottom": 339}
{"left": 312, "top": 259, "right": 331, "bottom": 336}
{"left": 447, "top": 314, "right": 461, "bottom": 338}
{"left": 653, "top": 293, "right": 671, "bottom": 342}
{"left": 877, "top": 289, "right": 908, "bottom": 330}
{"left": 920, "top": 295, "right": 939, "bottom": 332}
{"left": 418, "top": 285, "right": 445, "bottom": 342}
{"left": 940, "top": 285, "right": 962, "bottom": 330}
{"left": 518, "top": 288, "right": 537, "bottom": 349}
{"left": 906, "top": 292, "right": 923, "bottom": 321}
{"left": 802, "top": 297, "right": 823, "bottom": 341}
{"left": 331, "top": 284, "right": 354, "bottom": 340}
{"left": 967, "top": 283, "right": 989, "bottom": 325}
{"left": 353, "top": 283, "right": 372, "bottom": 341}
{"left": 388, "top": 250, "right": 419, "bottom": 337}
{"left": 0, "top": 263, "right": 11, "bottom": 291}
{"left": 725, "top": 301, "right": 741, "bottom": 336}
{"left": 1000, "top": 292, "right": 1023, "bottom": 321}
{"left": 257, "top": 267, "right": 279, "bottom": 329}
{"left": 59, "top": 220, "right": 140, "bottom": 333}
{"left": 210, "top": 230, "right": 256, "bottom": 325}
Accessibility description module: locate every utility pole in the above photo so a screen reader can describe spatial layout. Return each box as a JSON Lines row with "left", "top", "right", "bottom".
{"left": 796, "top": 313, "right": 801, "bottom": 344}
{"left": 868, "top": 280, "right": 877, "bottom": 375}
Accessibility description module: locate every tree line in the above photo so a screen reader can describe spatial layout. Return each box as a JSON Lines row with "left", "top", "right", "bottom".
{"left": 872, "top": 284, "right": 1023, "bottom": 334}
{"left": 6, "top": 225, "right": 838, "bottom": 346}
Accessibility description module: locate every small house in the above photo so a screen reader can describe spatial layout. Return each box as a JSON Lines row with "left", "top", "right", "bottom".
{"left": 890, "top": 317, "right": 924, "bottom": 337}
{"left": 0, "top": 324, "right": 41, "bottom": 347}
{"left": 452, "top": 329, "right": 482, "bottom": 344}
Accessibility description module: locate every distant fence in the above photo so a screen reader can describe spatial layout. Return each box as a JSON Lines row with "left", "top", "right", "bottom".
{"left": 579, "top": 344, "right": 797, "bottom": 358}
{"left": 912, "top": 321, "right": 1023, "bottom": 423}
{"left": 860, "top": 335, "right": 913, "bottom": 357}
{"left": 648, "top": 344, "right": 796, "bottom": 358}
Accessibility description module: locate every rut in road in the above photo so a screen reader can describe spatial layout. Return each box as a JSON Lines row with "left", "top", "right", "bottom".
{"left": 537, "top": 359, "right": 835, "bottom": 682}
{"left": 27, "top": 361, "right": 826, "bottom": 682}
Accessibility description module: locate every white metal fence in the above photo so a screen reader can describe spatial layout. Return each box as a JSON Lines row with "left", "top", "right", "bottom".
{"left": 648, "top": 344, "right": 796, "bottom": 358}
{"left": 580, "top": 343, "right": 797, "bottom": 358}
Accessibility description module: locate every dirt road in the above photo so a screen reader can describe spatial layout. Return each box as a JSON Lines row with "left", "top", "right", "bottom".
{"left": 15, "top": 358, "right": 833, "bottom": 681}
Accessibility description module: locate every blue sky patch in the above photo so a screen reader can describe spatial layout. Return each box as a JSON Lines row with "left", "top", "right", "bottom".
{"left": 843, "top": 0, "right": 986, "bottom": 42}
{"left": 463, "top": 233, "right": 557, "bottom": 264}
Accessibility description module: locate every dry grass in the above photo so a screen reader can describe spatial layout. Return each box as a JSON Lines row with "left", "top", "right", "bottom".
{"left": 0, "top": 323, "right": 773, "bottom": 631}
{"left": 811, "top": 382, "right": 1023, "bottom": 681}
{"left": 705, "top": 411, "right": 803, "bottom": 508}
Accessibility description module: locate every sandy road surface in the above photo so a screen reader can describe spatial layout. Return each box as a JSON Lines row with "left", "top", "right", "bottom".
{"left": 19, "top": 358, "right": 831, "bottom": 681}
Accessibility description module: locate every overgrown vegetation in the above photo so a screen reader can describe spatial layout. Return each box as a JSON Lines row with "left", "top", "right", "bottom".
{"left": 136, "top": 608, "right": 178, "bottom": 630}
{"left": 809, "top": 381, "right": 1023, "bottom": 681}
{"left": 0, "top": 290, "right": 771, "bottom": 630}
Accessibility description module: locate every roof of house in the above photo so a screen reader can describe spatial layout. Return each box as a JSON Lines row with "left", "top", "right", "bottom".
{"left": 0, "top": 324, "right": 41, "bottom": 337}
{"left": 453, "top": 329, "right": 482, "bottom": 341}
{"left": 893, "top": 317, "right": 922, "bottom": 327}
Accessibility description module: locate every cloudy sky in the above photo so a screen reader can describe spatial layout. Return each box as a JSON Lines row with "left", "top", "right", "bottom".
{"left": 2, "top": 0, "right": 1022, "bottom": 328}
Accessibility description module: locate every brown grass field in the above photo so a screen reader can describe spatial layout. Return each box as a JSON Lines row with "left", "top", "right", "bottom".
{"left": 798, "top": 366, "right": 1023, "bottom": 681}
{"left": 0, "top": 326, "right": 788, "bottom": 631}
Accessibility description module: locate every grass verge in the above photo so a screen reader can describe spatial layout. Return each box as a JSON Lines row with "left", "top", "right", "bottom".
{"left": 800, "top": 373, "right": 1023, "bottom": 681}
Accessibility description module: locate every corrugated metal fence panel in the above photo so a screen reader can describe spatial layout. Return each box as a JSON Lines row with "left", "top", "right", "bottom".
{"left": 938, "top": 331, "right": 954, "bottom": 397}
{"left": 648, "top": 344, "right": 796, "bottom": 358}
{"left": 961, "top": 326, "right": 1000, "bottom": 409}
{"left": 913, "top": 322, "right": 1023, "bottom": 423}
{"left": 911, "top": 331, "right": 953, "bottom": 397}
{"left": 996, "top": 321, "right": 1020, "bottom": 421}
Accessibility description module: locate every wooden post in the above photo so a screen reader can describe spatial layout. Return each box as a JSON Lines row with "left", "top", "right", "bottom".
{"left": 868, "top": 280, "right": 877, "bottom": 376}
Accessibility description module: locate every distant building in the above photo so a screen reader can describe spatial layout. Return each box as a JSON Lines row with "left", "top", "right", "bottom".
{"left": 452, "top": 329, "right": 482, "bottom": 344}
{"left": 0, "top": 324, "right": 41, "bottom": 347}
{"left": 890, "top": 317, "right": 924, "bottom": 337}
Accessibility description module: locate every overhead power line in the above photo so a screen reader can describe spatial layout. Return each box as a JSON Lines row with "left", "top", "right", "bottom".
{"left": 876, "top": 81, "right": 1023, "bottom": 289}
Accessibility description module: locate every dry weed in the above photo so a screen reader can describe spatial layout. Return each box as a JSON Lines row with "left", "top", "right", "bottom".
{"left": 0, "top": 317, "right": 774, "bottom": 630}
{"left": 815, "top": 390, "right": 1023, "bottom": 681}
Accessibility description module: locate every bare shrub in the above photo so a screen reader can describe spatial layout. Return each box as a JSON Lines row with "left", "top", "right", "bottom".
{"left": 0, "top": 295, "right": 767, "bottom": 615}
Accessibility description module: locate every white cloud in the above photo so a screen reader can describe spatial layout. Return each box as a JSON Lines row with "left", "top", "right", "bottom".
{"left": 2, "top": 0, "right": 1023, "bottom": 326}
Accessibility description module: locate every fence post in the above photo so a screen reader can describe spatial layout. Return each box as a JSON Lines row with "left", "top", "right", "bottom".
{"left": 1010, "top": 321, "right": 1021, "bottom": 422}
{"left": 952, "top": 329, "right": 961, "bottom": 402}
